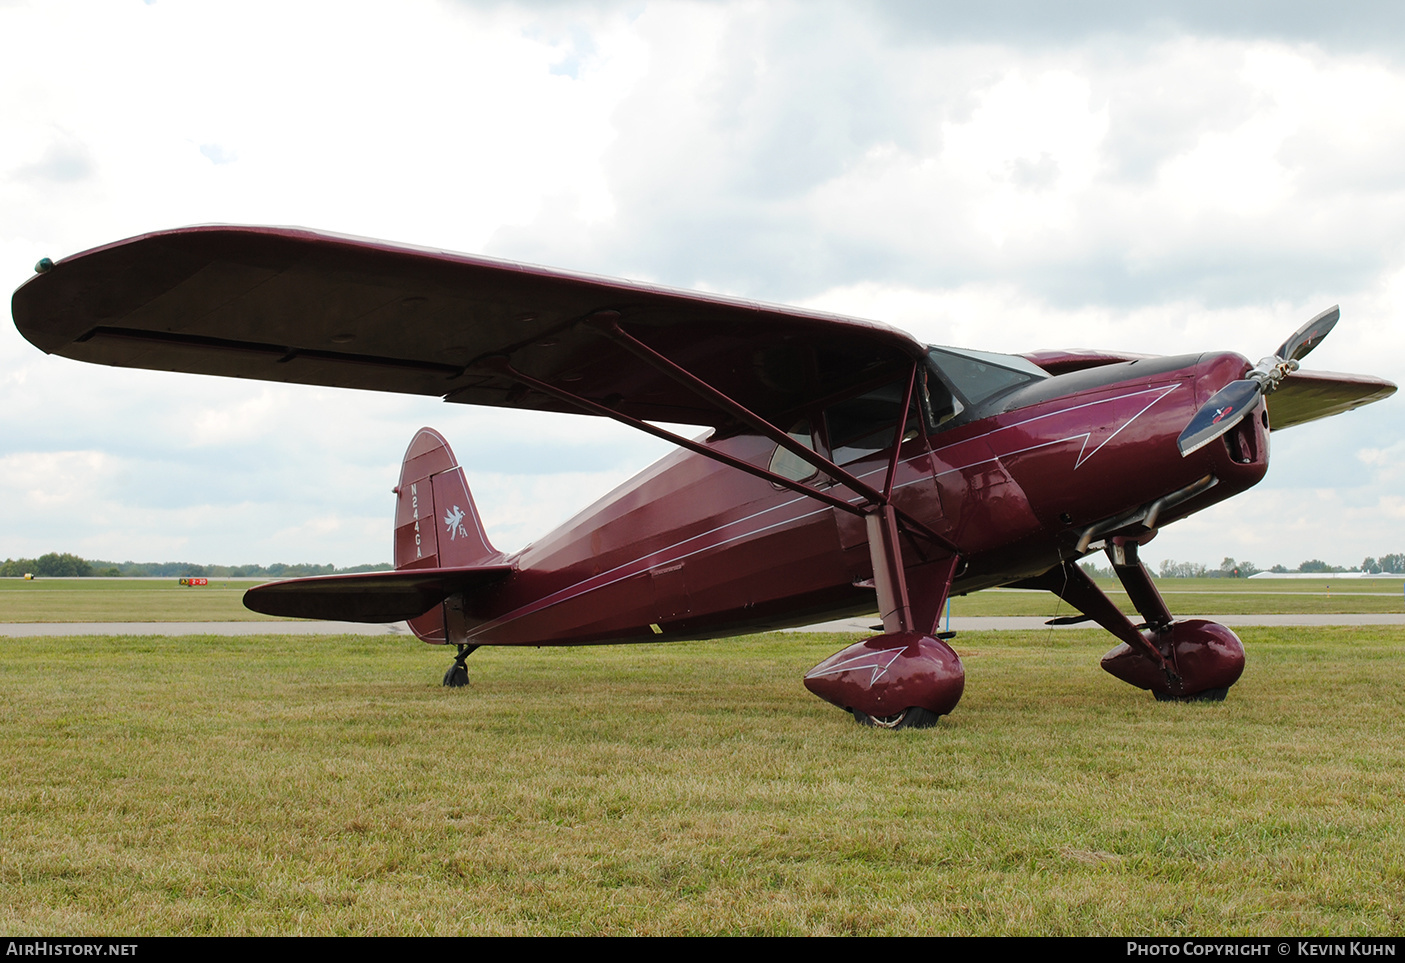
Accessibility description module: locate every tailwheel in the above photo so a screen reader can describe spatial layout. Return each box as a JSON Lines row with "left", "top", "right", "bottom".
{"left": 852, "top": 707, "right": 943, "bottom": 730}
{"left": 442, "top": 644, "right": 478, "bottom": 688}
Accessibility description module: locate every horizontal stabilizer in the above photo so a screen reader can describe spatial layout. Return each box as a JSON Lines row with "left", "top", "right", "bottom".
{"left": 243, "top": 565, "right": 512, "bottom": 622}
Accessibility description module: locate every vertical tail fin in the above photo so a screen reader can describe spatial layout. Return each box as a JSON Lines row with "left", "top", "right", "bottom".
{"left": 395, "top": 427, "right": 502, "bottom": 642}
{"left": 395, "top": 427, "right": 499, "bottom": 570}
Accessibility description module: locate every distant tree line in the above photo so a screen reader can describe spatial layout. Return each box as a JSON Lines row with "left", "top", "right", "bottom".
{"left": 1153, "top": 555, "right": 1405, "bottom": 578}
{"left": 0, "top": 553, "right": 94, "bottom": 577}
{"left": 1077, "top": 554, "right": 1405, "bottom": 579}
{"left": 1, "top": 554, "right": 391, "bottom": 578}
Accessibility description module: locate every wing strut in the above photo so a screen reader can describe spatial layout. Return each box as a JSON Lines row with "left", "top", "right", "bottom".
{"left": 476, "top": 356, "right": 868, "bottom": 517}
{"left": 473, "top": 346, "right": 958, "bottom": 555}
{"left": 881, "top": 362, "right": 918, "bottom": 502}
{"left": 589, "top": 315, "right": 895, "bottom": 508}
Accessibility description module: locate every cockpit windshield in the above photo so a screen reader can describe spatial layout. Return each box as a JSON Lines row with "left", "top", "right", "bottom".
{"left": 926, "top": 345, "right": 1048, "bottom": 410}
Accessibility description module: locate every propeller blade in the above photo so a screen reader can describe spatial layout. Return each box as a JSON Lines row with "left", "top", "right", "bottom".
{"left": 1177, "top": 379, "right": 1262, "bottom": 457}
{"left": 1180, "top": 306, "right": 1343, "bottom": 458}
{"left": 1275, "top": 305, "right": 1339, "bottom": 363}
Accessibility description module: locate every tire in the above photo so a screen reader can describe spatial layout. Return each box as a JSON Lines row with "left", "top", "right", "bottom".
{"left": 442, "top": 664, "right": 470, "bottom": 688}
{"left": 1153, "top": 686, "right": 1228, "bottom": 703}
{"left": 852, "top": 707, "right": 942, "bottom": 729}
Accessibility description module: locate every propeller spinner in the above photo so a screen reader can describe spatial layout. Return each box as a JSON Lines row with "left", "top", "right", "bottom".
{"left": 1177, "top": 305, "right": 1340, "bottom": 457}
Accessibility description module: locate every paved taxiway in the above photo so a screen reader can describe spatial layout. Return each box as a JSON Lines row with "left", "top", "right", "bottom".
{"left": 2, "top": 613, "right": 1402, "bottom": 636}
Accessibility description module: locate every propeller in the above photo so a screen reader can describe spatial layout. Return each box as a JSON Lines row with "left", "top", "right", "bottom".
{"left": 1177, "top": 305, "right": 1339, "bottom": 457}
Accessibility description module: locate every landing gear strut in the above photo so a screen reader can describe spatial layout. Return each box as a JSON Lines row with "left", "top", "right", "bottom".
{"left": 805, "top": 510, "right": 966, "bottom": 726}
{"left": 442, "top": 644, "right": 478, "bottom": 688}
{"left": 1021, "top": 537, "right": 1245, "bottom": 701}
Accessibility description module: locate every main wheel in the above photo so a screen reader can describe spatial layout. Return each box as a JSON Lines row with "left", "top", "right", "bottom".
{"left": 852, "top": 707, "right": 942, "bottom": 729}
{"left": 442, "top": 663, "right": 469, "bottom": 688}
{"left": 1153, "top": 686, "right": 1228, "bottom": 703}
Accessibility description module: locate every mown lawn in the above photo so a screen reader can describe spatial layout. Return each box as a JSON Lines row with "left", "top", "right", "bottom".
{"left": 954, "top": 577, "right": 1405, "bottom": 617}
{"left": 2, "top": 575, "right": 1401, "bottom": 622}
{"left": 1, "top": 627, "right": 1402, "bottom": 935}
{"left": 0, "top": 579, "right": 278, "bottom": 622}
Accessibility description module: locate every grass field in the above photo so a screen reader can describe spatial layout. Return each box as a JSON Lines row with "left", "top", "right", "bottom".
{"left": 961, "top": 577, "right": 1405, "bottom": 617}
{"left": 2, "top": 627, "right": 1403, "bottom": 935}
{"left": 0, "top": 579, "right": 281, "bottom": 622}
{"left": 1, "top": 575, "right": 1402, "bottom": 623}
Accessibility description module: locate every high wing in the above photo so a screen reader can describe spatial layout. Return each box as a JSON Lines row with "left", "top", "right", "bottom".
{"left": 12, "top": 225, "right": 924, "bottom": 428}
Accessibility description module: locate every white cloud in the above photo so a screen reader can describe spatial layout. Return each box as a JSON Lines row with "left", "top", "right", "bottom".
{"left": 1, "top": 0, "right": 1401, "bottom": 572}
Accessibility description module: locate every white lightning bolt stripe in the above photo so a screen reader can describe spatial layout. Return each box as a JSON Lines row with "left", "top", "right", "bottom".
{"left": 804, "top": 645, "right": 910, "bottom": 686}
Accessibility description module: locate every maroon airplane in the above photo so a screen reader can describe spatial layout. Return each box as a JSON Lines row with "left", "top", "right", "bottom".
{"left": 11, "top": 226, "right": 1397, "bottom": 727}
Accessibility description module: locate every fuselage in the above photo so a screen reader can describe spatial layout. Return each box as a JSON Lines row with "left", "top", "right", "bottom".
{"left": 457, "top": 350, "right": 1269, "bottom": 647}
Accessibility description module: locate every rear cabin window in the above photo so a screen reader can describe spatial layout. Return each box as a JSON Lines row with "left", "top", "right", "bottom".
{"left": 768, "top": 421, "right": 819, "bottom": 481}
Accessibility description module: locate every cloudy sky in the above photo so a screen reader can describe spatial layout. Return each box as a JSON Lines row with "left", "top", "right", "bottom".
{"left": 2, "top": 0, "right": 1402, "bottom": 572}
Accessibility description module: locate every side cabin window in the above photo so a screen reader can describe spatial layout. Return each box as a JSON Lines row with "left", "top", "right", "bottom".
{"left": 766, "top": 354, "right": 1035, "bottom": 482}
{"left": 826, "top": 381, "right": 923, "bottom": 466}
{"left": 765, "top": 380, "right": 925, "bottom": 484}
{"left": 926, "top": 346, "right": 1048, "bottom": 412}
